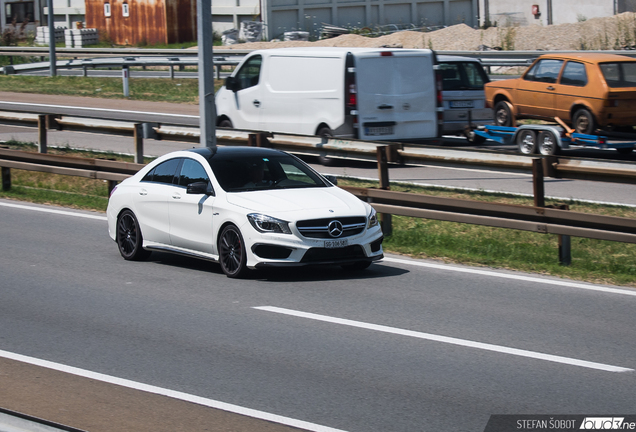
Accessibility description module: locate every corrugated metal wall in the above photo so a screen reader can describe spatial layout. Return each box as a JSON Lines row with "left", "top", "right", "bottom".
{"left": 85, "top": 0, "right": 196, "bottom": 45}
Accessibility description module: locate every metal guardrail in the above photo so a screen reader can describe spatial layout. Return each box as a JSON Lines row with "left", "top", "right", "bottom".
{"left": 1, "top": 148, "right": 635, "bottom": 247}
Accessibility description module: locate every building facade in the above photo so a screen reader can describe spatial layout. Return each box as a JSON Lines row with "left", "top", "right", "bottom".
{"left": 0, "top": 0, "right": 85, "bottom": 36}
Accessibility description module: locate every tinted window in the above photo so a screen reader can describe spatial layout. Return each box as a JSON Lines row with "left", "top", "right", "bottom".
{"left": 209, "top": 153, "right": 327, "bottom": 192}
{"left": 560, "top": 61, "right": 588, "bottom": 86}
{"left": 439, "top": 61, "right": 489, "bottom": 90}
{"left": 600, "top": 62, "right": 636, "bottom": 87}
{"left": 178, "top": 159, "right": 210, "bottom": 187}
{"left": 524, "top": 59, "right": 564, "bottom": 83}
{"left": 142, "top": 158, "right": 181, "bottom": 184}
{"left": 236, "top": 55, "right": 262, "bottom": 90}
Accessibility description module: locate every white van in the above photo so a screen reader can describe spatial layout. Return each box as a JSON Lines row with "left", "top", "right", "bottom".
{"left": 215, "top": 47, "right": 442, "bottom": 141}
{"left": 437, "top": 55, "right": 491, "bottom": 141}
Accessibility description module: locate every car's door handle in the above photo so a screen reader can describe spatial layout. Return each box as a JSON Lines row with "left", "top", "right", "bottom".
{"left": 139, "top": 189, "right": 147, "bottom": 196}
{"left": 253, "top": 99, "right": 261, "bottom": 107}
{"left": 172, "top": 193, "right": 181, "bottom": 200}
{"left": 378, "top": 104, "right": 393, "bottom": 110}
{"left": 546, "top": 86, "right": 555, "bottom": 90}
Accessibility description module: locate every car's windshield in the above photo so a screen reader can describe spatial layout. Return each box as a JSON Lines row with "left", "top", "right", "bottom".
{"left": 209, "top": 152, "right": 329, "bottom": 192}
{"left": 600, "top": 62, "right": 636, "bottom": 88}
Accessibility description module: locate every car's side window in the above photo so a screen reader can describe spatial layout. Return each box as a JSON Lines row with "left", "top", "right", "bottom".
{"left": 560, "top": 61, "right": 588, "bottom": 87}
{"left": 600, "top": 62, "right": 636, "bottom": 87}
{"left": 141, "top": 158, "right": 181, "bottom": 185}
{"left": 524, "top": 59, "right": 564, "bottom": 83}
{"left": 178, "top": 159, "right": 210, "bottom": 187}
{"left": 235, "top": 55, "right": 262, "bottom": 91}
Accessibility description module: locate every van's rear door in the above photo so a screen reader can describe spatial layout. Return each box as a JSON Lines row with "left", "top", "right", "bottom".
{"left": 355, "top": 50, "right": 437, "bottom": 141}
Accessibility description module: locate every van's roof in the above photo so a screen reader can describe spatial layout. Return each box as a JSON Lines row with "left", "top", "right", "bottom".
{"left": 250, "top": 47, "right": 434, "bottom": 57}
{"left": 437, "top": 54, "right": 482, "bottom": 63}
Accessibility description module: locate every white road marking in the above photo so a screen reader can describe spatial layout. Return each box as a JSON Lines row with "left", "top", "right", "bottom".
{"left": 381, "top": 256, "right": 636, "bottom": 297}
{"left": 0, "top": 101, "right": 199, "bottom": 119}
{"left": 0, "top": 201, "right": 107, "bottom": 220}
{"left": 254, "top": 306, "right": 634, "bottom": 373}
{"left": 0, "top": 349, "right": 347, "bottom": 432}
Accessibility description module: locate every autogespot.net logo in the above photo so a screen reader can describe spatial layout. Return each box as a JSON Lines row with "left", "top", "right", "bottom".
{"left": 580, "top": 417, "right": 633, "bottom": 429}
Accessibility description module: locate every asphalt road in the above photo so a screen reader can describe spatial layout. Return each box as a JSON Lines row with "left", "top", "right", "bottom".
{"left": 1, "top": 200, "right": 635, "bottom": 431}
{"left": 0, "top": 92, "right": 635, "bottom": 206}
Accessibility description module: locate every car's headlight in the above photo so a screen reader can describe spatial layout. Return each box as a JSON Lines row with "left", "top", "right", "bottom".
{"left": 247, "top": 213, "right": 292, "bottom": 234}
{"left": 368, "top": 206, "right": 379, "bottom": 228}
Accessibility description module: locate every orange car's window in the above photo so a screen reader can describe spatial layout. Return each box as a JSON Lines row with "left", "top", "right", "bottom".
{"left": 560, "top": 62, "right": 588, "bottom": 87}
{"left": 600, "top": 62, "right": 636, "bottom": 88}
{"left": 524, "top": 59, "right": 563, "bottom": 83}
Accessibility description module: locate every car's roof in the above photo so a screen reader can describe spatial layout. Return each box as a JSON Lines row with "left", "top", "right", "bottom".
{"left": 536, "top": 52, "right": 636, "bottom": 63}
{"left": 186, "top": 146, "right": 287, "bottom": 161}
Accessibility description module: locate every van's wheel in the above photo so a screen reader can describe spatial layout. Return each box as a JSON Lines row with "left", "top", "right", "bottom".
{"left": 317, "top": 127, "right": 335, "bottom": 166}
{"left": 465, "top": 129, "right": 486, "bottom": 145}
{"left": 537, "top": 131, "right": 560, "bottom": 156}
{"left": 219, "top": 119, "right": 233, "bottom": 128}
{"left": 517, "top": 130, "right": 537, "bottom": 154}
{"left": 572, "top": 109, "right": 596, "bottom": 135}
{"left": 494, "top": 101, "right": 513, "bottom": 127}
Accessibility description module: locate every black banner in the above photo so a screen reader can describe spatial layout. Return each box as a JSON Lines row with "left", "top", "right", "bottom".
{"left": 484, "top": 415, "right": 636, "bottom": 432}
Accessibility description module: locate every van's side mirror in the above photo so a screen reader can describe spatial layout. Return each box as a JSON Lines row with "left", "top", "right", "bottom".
{"left": 225, "top": 76, "right": 238, "bottom": 92}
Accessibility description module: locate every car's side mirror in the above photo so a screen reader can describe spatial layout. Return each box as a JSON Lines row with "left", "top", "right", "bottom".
{"left": 225, "top": 76, "right": 238, "bottom": 92}
{"left": 187, "top": 181, "right": 214, "bottom": 196}
{"left": 324, "top": 175, "right": 338, "bottom": 185}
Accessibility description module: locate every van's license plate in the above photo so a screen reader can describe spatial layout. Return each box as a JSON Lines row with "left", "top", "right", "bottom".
{"left": 366, "top": 126, "right": 394, "bottom": 136}
{"left": 325, "top": 239, "right": 348, "bottom": 249}
{"left": 450, "top": 100, "right": 474, "bottom": 108}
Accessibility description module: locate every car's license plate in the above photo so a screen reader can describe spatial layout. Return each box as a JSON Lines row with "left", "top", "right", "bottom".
{"left": 366, "top": 126, "right": 394, "bottom": 136}
{"left": 450, "top": 100, "right": 474, "bottom": 108}
{"left": 324, "top": 239, "right": 348, "bottom": 249}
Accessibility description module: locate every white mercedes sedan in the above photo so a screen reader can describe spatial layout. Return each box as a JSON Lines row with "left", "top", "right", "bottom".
{"left": 107, "top": 146, "right": 384, "bottom": 278}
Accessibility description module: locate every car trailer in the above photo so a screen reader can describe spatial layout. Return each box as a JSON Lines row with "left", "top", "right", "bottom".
{"left": 472, "top": 117, "right": 636, "bottom": 156}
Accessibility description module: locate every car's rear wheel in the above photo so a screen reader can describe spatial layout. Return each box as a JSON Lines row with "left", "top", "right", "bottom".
{"left": 494, "top": 101, "right": 513, "bottom": 127}
{"left": 572, "top": 109, "right": 596, "bottom": 135}
{"left": 116, "top": 210, "right": 151, "bottom": 261}
{"left": 219, "top": 224, "right": 248, "bottom": 278}
{"left": 537, "top": 131, "right": 560, "bottom": 156}
{"left": 517, "top": 130, "right": 537, "bottom": 154}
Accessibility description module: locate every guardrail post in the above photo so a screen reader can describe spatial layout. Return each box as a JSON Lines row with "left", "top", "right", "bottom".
{"left": 37, "top": 114, "right": 47, "bottom": 154}
{"left": 122, "top": 66, "right": 130, "bottom": 97}
{"left": 169, "top": 65, "right": 175, "bottom": 79}
{"left": 377, "top": 145, "right": 392, "bottom": 235}
{"left": 133, "top": 123, "right": 144, "bottom": 164}
{"left": 532, "top": 158, "right": 544, "bottom": 208}
{"left": 1, "top": 167, "right": 10, "bottom": 191}
{"left": 107, "top": 180, "right": 117, "bottom": 196}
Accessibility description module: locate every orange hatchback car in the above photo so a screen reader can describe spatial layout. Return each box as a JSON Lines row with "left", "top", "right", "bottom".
{"left": 484, "top": 53, "right": 636, "bottom": 134}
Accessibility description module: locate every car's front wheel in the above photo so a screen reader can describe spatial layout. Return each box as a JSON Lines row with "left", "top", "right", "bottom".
{"left": 494, "top": 101, "right": 513, "bottom": 127}
{"left": 219, "top": 224, "right": 249, "bottom": 278}
{"left": 116, "top": 210, "right": 151, "bottom": 261}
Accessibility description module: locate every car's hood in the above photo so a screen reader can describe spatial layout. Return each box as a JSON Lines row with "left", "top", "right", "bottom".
{"left": 225, "top": 187, "right": 366, "bottom": 216}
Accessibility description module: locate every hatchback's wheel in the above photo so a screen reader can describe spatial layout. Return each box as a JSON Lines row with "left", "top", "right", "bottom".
{"left": 219, "top": 225, "right": 248, "bottom": 278}
{"left": 494, "top": 101, "right": 513, "bottom": 127}
{"left": 537, "top": 131, "right": 559, "bottom": 156}
{"left": 572, "top": 109, "right": 596, "bottom": 135}
{"left": 116, "top": 210, "right": 150, "bottom": 261}
{"left": 516, "top": 130, "right": 537, "bottom": 155}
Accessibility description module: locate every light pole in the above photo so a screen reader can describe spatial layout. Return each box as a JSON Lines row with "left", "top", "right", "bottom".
{"left": 197, "top": 0, "right": 217, "bottom": 149}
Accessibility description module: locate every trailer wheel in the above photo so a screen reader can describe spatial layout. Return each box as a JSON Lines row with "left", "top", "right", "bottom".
{"left": 517, "top": 130, "right": 537, "bottom": 154}
{"left": 494, "top": 101, "right": 513, "bottom": 127}
{"left": 537, "top": 131, "right": 560, "bottom": 156}
{"left": 572, "top": 109, "right": 596, "bottom": 135}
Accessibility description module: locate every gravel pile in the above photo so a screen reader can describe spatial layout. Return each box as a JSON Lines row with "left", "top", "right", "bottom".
{"left": 218, "top": 12, "right": 636, "bottom": 51}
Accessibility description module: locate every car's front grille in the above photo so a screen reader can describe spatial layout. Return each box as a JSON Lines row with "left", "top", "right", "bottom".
{"left": 296, "top": 216, "right": 366, "bottom": 239}
{"left": 300, "top": 245, "right": 366, "bottom": 263}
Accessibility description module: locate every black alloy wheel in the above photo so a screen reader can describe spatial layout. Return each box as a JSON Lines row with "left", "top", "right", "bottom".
{"left": 219, "top": 225, "right": 248, "bottom": 278}
{"left": 116, "top": 210, "right": 150, "bottom": 261}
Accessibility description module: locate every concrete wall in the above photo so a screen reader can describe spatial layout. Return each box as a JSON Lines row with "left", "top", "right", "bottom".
{"left": 479, "top": 0, "right": 621, "bottom": 27}
{"left": 213, "top": 0, "right": 478, "bottom": 41}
